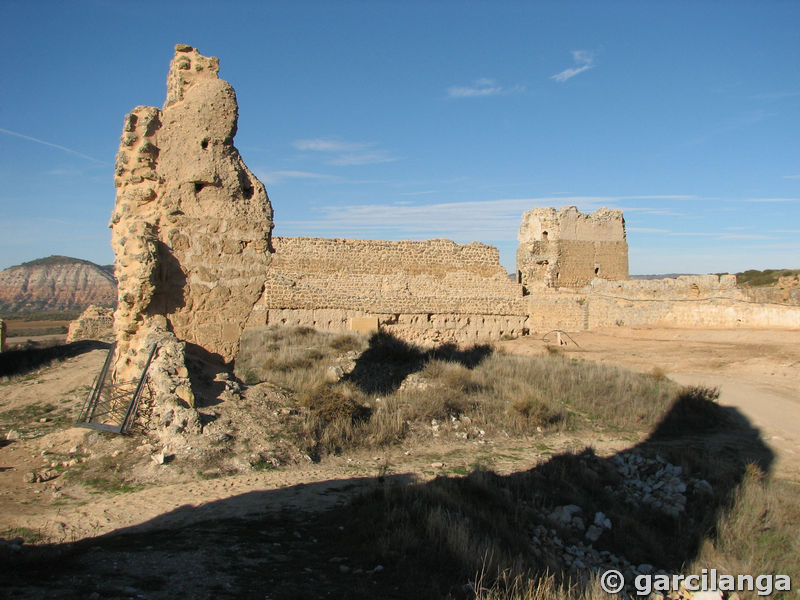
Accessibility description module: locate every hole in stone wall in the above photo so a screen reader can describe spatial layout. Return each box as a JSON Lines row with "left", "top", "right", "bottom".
{"left": 595, "top": 267, "right": 600, "bottom": 275}
{"left": 201, "top": 138, "right": 209, "bottom": 150}
{"left": 238, "top": 170, "right": 255, "bottom": 199}
{"left": 194, "top": 182, "right": 206, "bottom": 193}
{"left": 542, "top": 231, "right": 548, "bottom": 240}
{"left": 517, "top": 270, "right": 522, "bottom": 284}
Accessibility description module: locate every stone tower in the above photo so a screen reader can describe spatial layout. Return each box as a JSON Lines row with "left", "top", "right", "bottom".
{"left": 516, "top": 206, "right": 628, "bottom": 289}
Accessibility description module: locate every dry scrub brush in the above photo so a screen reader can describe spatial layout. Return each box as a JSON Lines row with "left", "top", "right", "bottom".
{"left": 474, "top": 569, "right": 617, "bottom": 600}
{"left": 688, "top": 464, "right": 800, "bottom": 596}
{"left": 243, "top": 327, "right": 678, "bottom": 459}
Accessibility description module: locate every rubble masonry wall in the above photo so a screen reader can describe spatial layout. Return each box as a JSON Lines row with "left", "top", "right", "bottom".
{"left": 244, "top": 236, "right": 530, "bottom": 345}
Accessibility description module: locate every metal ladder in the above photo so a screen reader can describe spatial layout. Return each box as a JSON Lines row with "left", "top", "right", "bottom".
{"left": 75, "top": 343, "right": 158, "bottom": 434}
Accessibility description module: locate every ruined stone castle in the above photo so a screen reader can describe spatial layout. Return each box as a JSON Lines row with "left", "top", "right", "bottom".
{"left": 109, "top": 45, "right": 800, "bottom": 395}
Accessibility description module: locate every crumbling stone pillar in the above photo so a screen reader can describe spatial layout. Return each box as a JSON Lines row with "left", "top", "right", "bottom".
{"left": 109, "top": 44, "right": 274, "bottom": 385}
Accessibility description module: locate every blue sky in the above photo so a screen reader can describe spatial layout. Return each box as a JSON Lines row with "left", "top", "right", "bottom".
{"left": 1, "top": 1, "right": 798, "bottom": 275}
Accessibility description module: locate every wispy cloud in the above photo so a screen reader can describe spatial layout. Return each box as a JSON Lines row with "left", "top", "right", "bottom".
{"left": 628, "top": 227, "right": 671, "bottom": 233}
{"left": 276, "top": 195, "right": 687, "bottom": 241}
{"left": 740, "top": 242, "right": 800, "bottom": 250}
{"left": 654, "top": 231, "right": 779, "bottom": 241}
{"left": 447, "top": 78, "right": 524, "bottom": 98}
{"left": 45, "top": 168, "right": 84, "bottom": 176}
{"left": 293, "top": 139, "right": 367, "bottom": 152}
{"left": 620, "top": 195, "right": 695, "bottom": 201}
{"left": 328, "top": 151, "right": 396, "bottom": 166}
{"left": 782, "top": 175, "right": 800, "bottom": 180}
{"left": 0, "top": 127, "right": 106, "bottom": 164}
{"left": 293, "top": 137, "right": 397, "bottom": 166}
{"left": 717, "top": 234, "right": 776, "bottom": 240}
{"left": 687, "top": 109, "right": 773, "bottom": 145}
{"left": 399, "top": 190, "right": 437, "bottom": 196}
{"left": 551, "top": 50, "right": 595, "bottom": 83}
{"left": 741, "top": 197, "right": 800, "bottom": 203}
{"left": 668, "top": 232, "right": 717, "bottom": 237}
{"left": 751, "top": 91, "right": 800, "bottom": 101}
{"left": 257, "top": 170, "right": 339, "bottom": 185}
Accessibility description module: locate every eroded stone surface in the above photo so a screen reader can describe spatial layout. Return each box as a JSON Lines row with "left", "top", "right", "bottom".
{"left": 66, "top": 305, "right": 114, "bottom": 343}
{"left": 110, "top": 44, "right": 273, "bottom": 384}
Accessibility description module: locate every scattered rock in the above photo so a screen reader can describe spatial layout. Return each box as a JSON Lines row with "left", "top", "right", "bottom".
{"left": 584, "top": 524, "right": 603, "bottom": 543}
{"left": 549, "top": 504, "right": 582, "bottom": 525}
{"left": 593, "top": 511, "right": 612, "bottom": 529}
{"left": 25, "top": 470, "right": 59, "bottom": 483}
{"left": 325, "top": 365, "right": 344, "bottom": 383}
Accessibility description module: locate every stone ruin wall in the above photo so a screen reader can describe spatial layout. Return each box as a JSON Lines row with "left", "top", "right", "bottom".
{"left": 66, "top": 305, "right": 114, "bottom": 343}
{"left": 517, "top": 206, "right": 628, "bottom": 288}
{"left": 739, "top": 275, "right": 800, "bottom": 307}
{"left": 245, "top": 236, "right": 530, "bottom": 345}
{"left": 251, "top": 230, "right": 799, "bottom": 338}
{"left": 515, "top": 206, "right": 799, "bottom": 330}
{"left": 525, "top": 275, "right": 800, "bottom": 331}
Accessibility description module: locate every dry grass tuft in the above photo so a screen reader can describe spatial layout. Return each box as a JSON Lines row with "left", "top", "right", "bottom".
{"left": 235, "top": 326, "right": 367, "bottom": 390}
{"left": 688, "top": 464, "right": 800, "bottom": 594}
{"left": 651, "top": 365, "right": 667, "bottom": 381}
{"left": 475, "top": 569, "right": 617, "bottom": 600}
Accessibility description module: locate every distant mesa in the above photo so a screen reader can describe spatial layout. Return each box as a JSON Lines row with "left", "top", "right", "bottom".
{"left": 0, "top": 255, "right": 116, "bottom": 313}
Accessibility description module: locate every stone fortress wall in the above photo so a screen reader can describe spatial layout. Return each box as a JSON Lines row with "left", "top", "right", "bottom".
{"left": 246, "top": 236, "right": 530, "bottom": 345}
{"left": 243, "top": 215, "right": 799, "bottom": 346}
{"left": 524, "top": 275, "right": 800, "bottom": 332}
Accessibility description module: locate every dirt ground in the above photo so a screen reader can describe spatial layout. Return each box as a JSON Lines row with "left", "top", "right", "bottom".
{"left": 498, "top": 327, "right": 800, "bottom": 480}
{"left": 1, "top": 327, "right": 798, "bottom": 546}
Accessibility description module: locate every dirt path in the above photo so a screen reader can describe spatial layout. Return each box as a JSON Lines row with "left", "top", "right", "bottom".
{"left": 670, "top": 373, "right": 800, "bottom": 480}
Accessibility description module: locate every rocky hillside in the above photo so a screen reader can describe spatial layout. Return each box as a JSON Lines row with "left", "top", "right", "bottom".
{"left": 0, "top": 256, "right": 116, "bottom": 313}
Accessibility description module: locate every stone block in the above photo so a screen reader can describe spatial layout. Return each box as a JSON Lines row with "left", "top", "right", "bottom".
{"left": 349, "top": 316, "right": 379, "bottom": 335}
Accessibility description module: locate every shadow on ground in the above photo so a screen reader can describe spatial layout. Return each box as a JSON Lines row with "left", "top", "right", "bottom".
{"left": 344, "top": 331, "right": 493, "bottom": 395}
{"left": 0, "top": 340, "right": 110, "bottom": 378}
{"left": 1, "top": 388, "right": 774, "bottom": 599}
